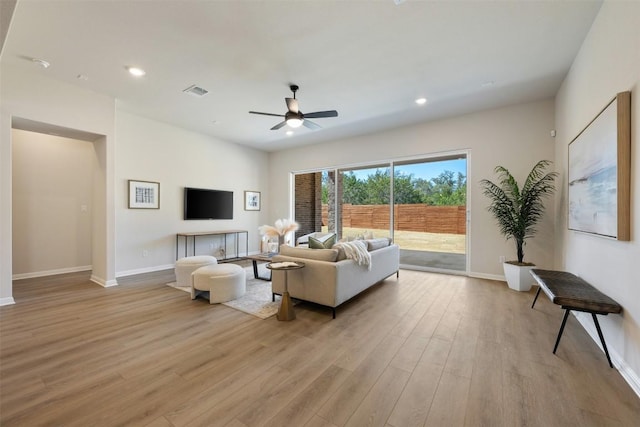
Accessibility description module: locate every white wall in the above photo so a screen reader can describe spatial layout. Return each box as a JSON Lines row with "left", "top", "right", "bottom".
{"left": 0, "top": 63, "right": 270, "bottom": 298}
{"left": 555, "top": 1, "right": 640, "bottom": 392}
{"left": 1, "top": 107, "right": 13, "bottom": 304}
{"left": 115, "top": 110, "right": 270, "bottom": 276}
{"left": 269, "top": 99, "right": 556, "bottom": 279}
{"left": 11, "top": 130, "right": 94, "bottom": 277}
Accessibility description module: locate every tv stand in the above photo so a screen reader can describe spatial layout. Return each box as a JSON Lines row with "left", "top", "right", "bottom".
{"left": 176, "top": 230, "right": 248, "bottom": 261}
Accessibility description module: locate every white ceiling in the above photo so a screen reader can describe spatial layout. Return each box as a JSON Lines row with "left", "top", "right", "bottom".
{"left": 2, "top": 0, "right": 602, "bottom": 151}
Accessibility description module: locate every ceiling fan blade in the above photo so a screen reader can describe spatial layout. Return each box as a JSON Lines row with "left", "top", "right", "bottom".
{"left": 302, "top": 119, "right": 321, "bottom": 130}
{"left": 286, "top": 98, "right": 298, "bottom": 113}
{"left": 270, "top": 121, "right": 287, "bottom": 130}
{"left": 249, "top": 111, "right": 285, "bottom": 117}
{"left": 303, "top": 110, "right": 338, "bottom": 119}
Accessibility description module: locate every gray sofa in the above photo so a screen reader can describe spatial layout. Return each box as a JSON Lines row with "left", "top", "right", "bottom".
{"left": 271, "top": 240, "right": 400, "bottom": 318}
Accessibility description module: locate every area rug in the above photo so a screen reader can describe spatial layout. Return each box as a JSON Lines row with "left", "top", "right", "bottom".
{"left": 166, "top": 265, "right": 282, "bottom": 319}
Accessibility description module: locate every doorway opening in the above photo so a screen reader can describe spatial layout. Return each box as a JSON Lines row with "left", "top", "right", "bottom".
{"left": 10, "top": 117, "right": 107, "bottom": 284}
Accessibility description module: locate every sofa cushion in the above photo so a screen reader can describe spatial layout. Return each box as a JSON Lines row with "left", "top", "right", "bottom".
{"left": 309, "top": 234, "right": 336, "bottom": 249}
{"left": 333, "top": 244, "right": 347, "bottom": 261}
{"left": 279, "top": 244, "right": 338, "bottom": 262}
{"left": 367, "top": 237, "right": 391, "bottom": 251}
{"left": 340, "top": 230, "right": 374, "bottom": 242}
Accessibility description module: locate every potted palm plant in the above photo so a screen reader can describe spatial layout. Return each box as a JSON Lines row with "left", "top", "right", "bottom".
{"left": 480, "top": 160, "right": 557, "bottom": 291}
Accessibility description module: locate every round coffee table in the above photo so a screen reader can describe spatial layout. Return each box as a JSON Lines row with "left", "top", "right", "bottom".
{"left": 266, "top": 261, "right": 305, "bottom": 321}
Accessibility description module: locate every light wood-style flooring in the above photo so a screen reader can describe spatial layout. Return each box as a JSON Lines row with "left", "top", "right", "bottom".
{"left": 1, "top": 267, "right": 639, "bottom": 426}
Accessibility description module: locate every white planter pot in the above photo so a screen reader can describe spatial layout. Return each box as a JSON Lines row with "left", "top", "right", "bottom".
{"left": 503, "top": 262, "right": 535, "bottom": 292}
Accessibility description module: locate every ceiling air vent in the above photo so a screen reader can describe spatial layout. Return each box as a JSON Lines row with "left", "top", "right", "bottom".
{"left": 183, "top": 84, "right": 209, "bottom": 97}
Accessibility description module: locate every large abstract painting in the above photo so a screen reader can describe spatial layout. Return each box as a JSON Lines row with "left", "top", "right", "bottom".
{"left": 568, "top": 92, "right": 630, "bottom": 240}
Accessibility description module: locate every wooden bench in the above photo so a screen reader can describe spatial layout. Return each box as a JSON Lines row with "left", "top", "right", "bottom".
{"left": 530, "top": 269, "right": 622, "bottom": 368}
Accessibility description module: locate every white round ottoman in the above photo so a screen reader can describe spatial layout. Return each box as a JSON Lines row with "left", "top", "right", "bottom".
{"left": 191, "top": 264, "right": 246, "bottom": 304}
{"left": 175, "top": 256, "right": 218, "bottom": 288}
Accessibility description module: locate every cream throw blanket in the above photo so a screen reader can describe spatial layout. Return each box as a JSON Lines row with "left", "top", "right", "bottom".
{"left": 334, "top": 240, "right": 371, "bottom": 270}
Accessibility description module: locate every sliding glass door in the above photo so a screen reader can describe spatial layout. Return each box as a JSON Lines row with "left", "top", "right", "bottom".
{"left": 393, "top": 156, "right": 467, "bottom": 272}
{"left": 294, "top": 152, "right": 468, "bottom": 274}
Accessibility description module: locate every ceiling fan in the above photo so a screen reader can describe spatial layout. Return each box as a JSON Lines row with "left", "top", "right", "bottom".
{"left": 249, "top": 85, "right": 338, "bottom": 130}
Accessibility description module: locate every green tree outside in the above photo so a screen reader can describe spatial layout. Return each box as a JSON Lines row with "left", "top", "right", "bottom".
{"left": 322, "top": 169, "right": 466, "bottom": 206}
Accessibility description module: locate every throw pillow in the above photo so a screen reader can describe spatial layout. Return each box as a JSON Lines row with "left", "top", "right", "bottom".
{"left": 366, "top": 237, "right": 391, "bottom": 251}
{"left": 314, "top": 233, "right": 335, "bottom": 243}
{"left": 309, "top": 234, "right": 336, "bottom": 249}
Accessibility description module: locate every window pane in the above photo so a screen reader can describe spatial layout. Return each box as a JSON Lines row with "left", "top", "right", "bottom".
{"left": 336, "top": 166, "right": 391, "bottom": 240}
{"left": 393, "top": 157, "right": 467, "bottom": 271}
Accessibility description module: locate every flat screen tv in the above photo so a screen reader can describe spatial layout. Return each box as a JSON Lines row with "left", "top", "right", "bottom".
{"left": 184, "top": 187, "right": 233, "bottom": 220}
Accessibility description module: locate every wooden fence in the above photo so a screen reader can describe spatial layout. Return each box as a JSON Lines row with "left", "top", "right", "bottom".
{"left": 322, "top": 204, "right": 466, "bottom": 235}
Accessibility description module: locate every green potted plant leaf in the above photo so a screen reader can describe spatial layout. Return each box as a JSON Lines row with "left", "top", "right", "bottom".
{"left": 480, "top": 160, "right": 558, "bottom": 291}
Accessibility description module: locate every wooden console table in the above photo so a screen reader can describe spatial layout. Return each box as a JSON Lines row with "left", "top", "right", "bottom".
{"left": 176, "top": 230, "right": 248, "bottom": 261}
{"left": 530, "top": 269, "right": 622, "bottom": 368}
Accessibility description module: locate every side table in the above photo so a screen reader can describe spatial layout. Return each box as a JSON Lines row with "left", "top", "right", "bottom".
{"left": 266, "top": 261, "right": 305, "bottom": 321}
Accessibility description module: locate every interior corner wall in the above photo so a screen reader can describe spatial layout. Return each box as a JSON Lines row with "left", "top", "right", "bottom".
{"left": 11, "top": 130, "right": 94, "bottom": 276}
{"left": 114, "top": 110, "right": 269, "bottom": 276}
{"left": 0, "top": 111, "right": 13, "bottom": 305}
{"left": 0, "top": 64, "right": 116, "bottom": 297}
{"left": 269, "top": 99, "right": 556, "bottom": 279}
{"left": 554, "top": 1, "right": 640, "bottom": 392}
{"left": 91, "top": 135, "right": 114, "bottom": 286}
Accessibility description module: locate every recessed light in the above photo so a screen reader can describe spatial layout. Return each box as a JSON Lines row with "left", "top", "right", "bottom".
{"left": 286, "top": 131, "right": 294, "bottom": 136}
{"left": 415, "top": 97, "right": 427, "bottom": 105}
{"left": 32, "top": 58, "right": 50, "bottom": 69}
{"left": 126, "top": 66, "right": 146, "bottom": 77}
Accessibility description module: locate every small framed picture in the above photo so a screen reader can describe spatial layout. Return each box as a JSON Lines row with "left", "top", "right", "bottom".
{"left": 128, "top": 180, "right": 160, "bottom": 209}
{"left": 244, "top": 190, "right": 261, "bottom": 211}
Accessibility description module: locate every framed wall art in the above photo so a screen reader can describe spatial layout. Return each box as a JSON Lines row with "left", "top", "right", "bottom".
{"left": 568, "top": 91, "right": 630, "bottom": 240}
{"left": 244, "top": 191, "right": 261, "bottom": 211}
{"left": 128, "top": 180, "right": 160, "bottom": 209}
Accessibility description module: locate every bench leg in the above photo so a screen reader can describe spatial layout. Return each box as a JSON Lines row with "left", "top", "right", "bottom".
{"left": 592, "top": 313, "right": 614, "bottom": 368}
{"left": 553, "top": 309, "right": 571, "bottom": 354}
{"left": 531, "top": 286, "right": 542, "bottom": 309}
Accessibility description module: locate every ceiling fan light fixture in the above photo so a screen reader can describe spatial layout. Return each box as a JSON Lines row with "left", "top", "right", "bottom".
{"left": 32, "top": 58, "right": 50, "bottom": 69}
{"left": 250, "top": 84, "right": 338, "bottom": 131}
{"left": 287, "top": 118, "right": 303, "bottom": 128}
